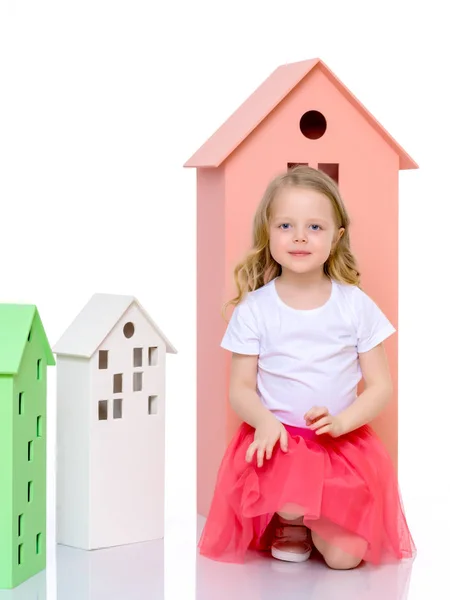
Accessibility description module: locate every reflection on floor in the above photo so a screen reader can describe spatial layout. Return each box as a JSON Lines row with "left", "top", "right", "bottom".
{"left": 196, "top": 516, "right": 414, "bottom": 600}
{"left": 56, "top": 540, "right": 164, "bottom": 600}
{"left": 0, "top": 501, "right": 447, "bottom": 600}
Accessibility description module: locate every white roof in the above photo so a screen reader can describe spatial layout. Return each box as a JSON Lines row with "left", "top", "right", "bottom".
{"left": 53, "top": 293, "right": 177, "bottom": 357}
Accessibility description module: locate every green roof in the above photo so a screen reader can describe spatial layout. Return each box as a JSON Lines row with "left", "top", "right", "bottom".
{"left": 0, "top": 304, "right": 55, "bottom": 374}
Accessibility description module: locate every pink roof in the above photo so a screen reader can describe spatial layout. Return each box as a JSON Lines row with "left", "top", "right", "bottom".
{"left": 184, "top": 58, "right": 418, "bottom": 170}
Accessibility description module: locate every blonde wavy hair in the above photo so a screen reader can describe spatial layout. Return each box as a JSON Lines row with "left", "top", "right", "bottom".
{"left": 223, "top": 165, "right": 361, "bottom": 318}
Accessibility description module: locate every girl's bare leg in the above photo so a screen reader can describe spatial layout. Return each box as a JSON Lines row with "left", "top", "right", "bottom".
{"left": 311, "top": 530, "right": 363, "bottom": 570}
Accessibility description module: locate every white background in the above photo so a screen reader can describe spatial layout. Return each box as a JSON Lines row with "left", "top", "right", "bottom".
{"left": 1, "top": 1, "right": 448, "bottom": 599}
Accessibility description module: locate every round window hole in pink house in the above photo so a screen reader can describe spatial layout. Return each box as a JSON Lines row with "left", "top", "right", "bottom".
{"left": 300, "top": 110, "right": 327, "bottom": 139}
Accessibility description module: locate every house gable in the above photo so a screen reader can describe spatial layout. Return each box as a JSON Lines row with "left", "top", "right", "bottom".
{"left": 0, "top": 305, "right": 55, "bottom": 375}
{"left": 93, "top": 302, "right": 167, "bottom": 383}
{"left": 224, "top": 64, "right": 402, "bottom": 185}
{"left": 184, "top": 58, "right": 417, "bottom": 170}
{"left": 53, "top": 294, "right": 176, "bottom": 359}
{"left": 97, "top": 304, "right": 165, "bottom": 356}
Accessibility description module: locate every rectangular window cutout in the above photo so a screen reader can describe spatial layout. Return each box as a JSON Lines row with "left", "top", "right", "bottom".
{"left": 133, "top": 372, "right": 143, "bottom": 391}
{"left": 19, "top": 392, "right": 24, "bottom": 415}
{"left": 113, "top": 398, "right": 123, "bottom": 419}
{"left": 287, "top": 162, "right": 308, "bottom": 170}
{"left": 113, "top": 373, "right": 123, "bottom": 393}
{"left": 18, "top": 544, "right": 23, "bottom": 565}
{"left": 36, "top": 533, "right": 42, "bottom": 555}
{"left": 28, "top": 329, "right": 32, "bottom": 342}
{"left": 98, "top": 350, "right": 108, "bottom": 369}
{"left": 148, "top": 395, "right": 158, "bottom": 415}
{"left": 37, "top": 415, "right": 42, "bottom": 437}
{"left": 37, "top": 359, "right": 42, "bottom": 380}
{"left": 18, "top": 514, "right": 23, "bottom": 537}
{"left": 98, "top": 400, "right": 108, "bottom": 420}
{"left": 28, "top": 441, "right": 34, "bottom": 462}
{"left": 148, "top": 347, "right": 158, "bottom": 366}
{"left": 318, "top": 163, "right": 339, "bottom": 184}
{"left": 134, "top": 347, "right": 143, "bottom": 367}
{"left": 28, "top": 481, "right": 33, "bottom": 503}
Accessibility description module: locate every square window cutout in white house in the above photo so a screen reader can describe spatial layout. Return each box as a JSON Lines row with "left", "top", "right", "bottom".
{"left": 52, "top": 294, "right": 176, "bottom": 551}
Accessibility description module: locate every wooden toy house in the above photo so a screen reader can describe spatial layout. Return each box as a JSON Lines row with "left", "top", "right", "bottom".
{"left": 184, "top": 57, "right": 418, "bottom": 516}
{"left": 0, "top": 305, "right": 55, "bottom": 589}
{"left": 53, "top": 293, "right": 176, "bottom": 550}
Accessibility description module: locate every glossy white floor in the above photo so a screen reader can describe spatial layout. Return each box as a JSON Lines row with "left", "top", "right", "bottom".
{"left": 0, "top": 490, "right": 446, "bottom": 600}
{"left": 196, "top": 496, "right": 447, "bottom": 600}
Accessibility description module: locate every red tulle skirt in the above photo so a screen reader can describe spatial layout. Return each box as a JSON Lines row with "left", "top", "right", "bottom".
{"left": 199, "top": 422, "right": 415, "bottom": 565}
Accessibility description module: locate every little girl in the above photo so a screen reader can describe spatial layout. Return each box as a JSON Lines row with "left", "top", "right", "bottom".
{"left": 198, "top": 165, "right": 415, "bottom": 570}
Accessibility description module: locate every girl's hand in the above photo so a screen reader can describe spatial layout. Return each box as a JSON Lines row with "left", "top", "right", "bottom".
{"left": 304, "top": 406, "right": 345, "bottom": 438}
{"left": 245, "top": 414, "right": 288, "bottom": 467}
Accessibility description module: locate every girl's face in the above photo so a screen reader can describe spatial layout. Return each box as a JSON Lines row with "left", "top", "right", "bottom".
{"left": 269, "top": 186, "right": 343, "bottom": 276}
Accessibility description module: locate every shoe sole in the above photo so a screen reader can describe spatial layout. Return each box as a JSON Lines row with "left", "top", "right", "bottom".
{"left": 271, "top": 546, "right": 312, "bottom": 563}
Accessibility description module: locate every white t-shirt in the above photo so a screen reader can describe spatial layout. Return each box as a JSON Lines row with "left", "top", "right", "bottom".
{"left": 221, "top": 277, "right": 396, "bottom": 428}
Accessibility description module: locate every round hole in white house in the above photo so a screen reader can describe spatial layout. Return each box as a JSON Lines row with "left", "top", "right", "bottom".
{"left": 299, "top": 110, "right": 327, "bottom": 139}
{"left": 123, "top": 322, "right": 135, "bottom": 338}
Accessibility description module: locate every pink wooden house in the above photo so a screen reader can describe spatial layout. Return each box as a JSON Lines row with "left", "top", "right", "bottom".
{"left": 184, "top": 58, "right": 418, "bottom": 516}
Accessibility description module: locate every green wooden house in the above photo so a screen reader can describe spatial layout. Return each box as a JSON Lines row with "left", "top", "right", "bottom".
{"left": 0, "top": 304, "right": 55, "bottom": 589}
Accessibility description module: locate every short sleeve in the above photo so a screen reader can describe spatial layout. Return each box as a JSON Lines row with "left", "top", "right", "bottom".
{"left": 220, "top": 295, "right": 260, "bottom": 355}
{"left": 354, "top": 289, "right": 396, "bottom": 353}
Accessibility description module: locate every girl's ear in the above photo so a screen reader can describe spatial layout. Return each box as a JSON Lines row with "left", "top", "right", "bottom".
{"left": 331, "top": 228, "right": 345, "bottom": 254}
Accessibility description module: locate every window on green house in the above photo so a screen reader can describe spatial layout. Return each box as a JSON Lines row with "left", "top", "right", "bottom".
{"left": 18, "top": 544, "right": 23, "bottom": 565}
{"left": 27, "top": 481, "right": 33, "bottom": 503}
{"left": 37, "top": 416, "right": 42, "bottom": 437}
{"left": 18, "top": 514, "right": 23, "bottom": 537}
{"left": 19, "top": 392, "right": 24, "bottom": 415}
{"left": 37, "top": 359, "right": 42, "bottom": 380}
{"left": 28, "top": 441, "right": 34, "bottom": 462}
{"left": 36, "top": 533, "right": 42, "bottom": 554}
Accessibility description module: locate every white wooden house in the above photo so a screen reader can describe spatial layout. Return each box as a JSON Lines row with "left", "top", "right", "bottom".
{"left": 52, "top": 293, "right": 176, "bottom": 550}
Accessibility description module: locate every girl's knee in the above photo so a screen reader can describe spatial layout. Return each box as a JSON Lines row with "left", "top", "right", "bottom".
{"left": 311, "top": 529, "right": 364, "bottom": 569}
{"left": 323, "top": 547, "right": 362, "bottom": 570}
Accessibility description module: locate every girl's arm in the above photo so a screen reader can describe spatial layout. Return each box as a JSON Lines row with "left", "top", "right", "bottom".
{"left": 229, "top": 353, "right": 274, "bottom": 427}
{"left": 337, "top": 342, "right": 393, "bottom": 435}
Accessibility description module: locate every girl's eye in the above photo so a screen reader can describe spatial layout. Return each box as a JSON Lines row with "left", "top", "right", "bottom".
{"left": 279, "top": 223, "right": 290, "bottom": 229}
{"left": 310, "top": 224, "right": 322, "bottom": 231}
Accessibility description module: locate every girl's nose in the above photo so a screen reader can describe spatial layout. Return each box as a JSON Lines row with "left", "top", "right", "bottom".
{"left": 294, "top": 230, "right": 307, "bottom": 243}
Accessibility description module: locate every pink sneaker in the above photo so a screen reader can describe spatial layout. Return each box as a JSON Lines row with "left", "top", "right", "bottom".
{"left": 271, "top": 521, "right": 312, "bottom": 563}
